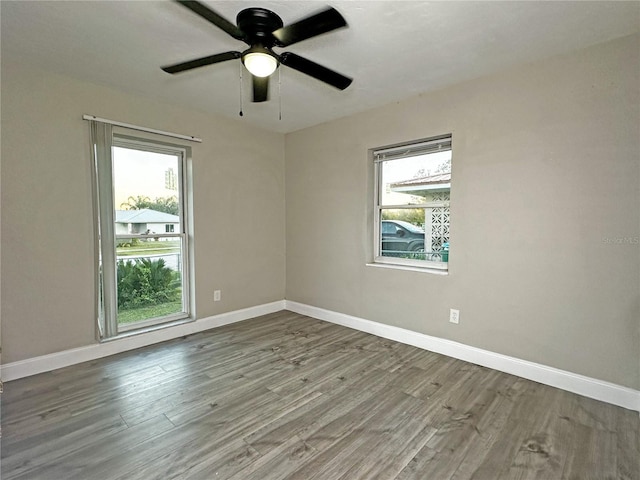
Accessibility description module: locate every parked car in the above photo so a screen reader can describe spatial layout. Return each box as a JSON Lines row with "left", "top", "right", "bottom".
{"left": 381, "top": 220, "right": 425, "bottom": 254}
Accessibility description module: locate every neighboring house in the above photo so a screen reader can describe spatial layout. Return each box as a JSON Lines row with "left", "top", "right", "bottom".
{"left": 390, "top": 172, "right": 451, "bottom": 255}
{"left": 114, "top": 208, "right": 180, "bottom": 235}
{"left": 390, "top": 172, "right": 451, "bottom": 195}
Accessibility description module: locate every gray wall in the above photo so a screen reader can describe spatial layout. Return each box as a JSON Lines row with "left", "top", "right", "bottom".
{"left": 285, "top": 34, "right": 640, "bottom": 390}
{"left": 2, "top": 34, "right": 638, "bottom": 392}
{"left": 1, "top": 60, "right": 286, "bottom": 363}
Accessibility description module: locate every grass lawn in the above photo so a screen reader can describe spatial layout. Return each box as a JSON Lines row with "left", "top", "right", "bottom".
{"left": 117, "top": 240, "right": 181, "bottom": 257}
{"left": 118, "top": 300, "right": 183, "bottom": 324}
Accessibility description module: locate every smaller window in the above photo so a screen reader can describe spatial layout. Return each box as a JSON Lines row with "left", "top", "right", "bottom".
{"left": 373, "top": 135, "right": 452, "bottom": 271}
{"left": 166, "top": 224, "right": 175, "bottom": 233}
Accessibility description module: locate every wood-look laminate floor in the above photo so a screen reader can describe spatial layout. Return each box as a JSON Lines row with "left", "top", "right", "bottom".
{"left": 2, "top": 311, "right": 638, "bottom": 480}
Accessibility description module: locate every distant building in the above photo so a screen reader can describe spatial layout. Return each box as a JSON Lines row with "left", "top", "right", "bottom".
{"left": 389, "top": 172, "right": 451, "bottom": 195}
{"left": 114, "top": 209, "right": 179, "bottom": 235}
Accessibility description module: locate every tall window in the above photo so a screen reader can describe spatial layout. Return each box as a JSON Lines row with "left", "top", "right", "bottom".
{"left": 91, "top": 122, "right": 191, "bottom": 339}
{"left": 373, "top": 135, "right": 452, "bottom": 271}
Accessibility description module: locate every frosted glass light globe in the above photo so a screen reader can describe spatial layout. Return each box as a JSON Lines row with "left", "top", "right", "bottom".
{"left": 243, "top": 52, "right": 278, "bottom": 77}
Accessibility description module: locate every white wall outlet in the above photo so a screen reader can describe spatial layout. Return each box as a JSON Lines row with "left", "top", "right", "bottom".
{"left": 449, "top": 308, "right": 460, "bottom": 324}
{"left": 214, "top": 290, "right": 221, "bottom": 302}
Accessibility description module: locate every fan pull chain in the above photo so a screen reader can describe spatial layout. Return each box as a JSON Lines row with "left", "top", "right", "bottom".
{"left": 239, "top": 62, "right": 244, "bottom": 117}
{"left": 278, "top": 67, "right": 282, "bottom": 121}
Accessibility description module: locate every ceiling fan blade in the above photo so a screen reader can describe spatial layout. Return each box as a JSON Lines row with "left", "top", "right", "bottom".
{"left": 176, "top": 0, "right": 245, "bottom": 41}
{"left": 161, "top": 51, "right": 241, "bottom": 74}
{"left": 280, "top": 52, "right": 352, "bottom": 90}
{"left": 252, "top": 75, "right": 269, "bottom": 102}
{"left": 272, "top": 7, "right": 346, "bottom": 47}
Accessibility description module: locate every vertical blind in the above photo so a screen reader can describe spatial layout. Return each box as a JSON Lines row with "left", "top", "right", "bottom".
{"left": 90, "top": 120, "right": 117, "bottom": 339}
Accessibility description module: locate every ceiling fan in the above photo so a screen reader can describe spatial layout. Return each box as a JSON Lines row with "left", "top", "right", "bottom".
{"left": 162, "top": 0, "right": 353, "bottom": 103}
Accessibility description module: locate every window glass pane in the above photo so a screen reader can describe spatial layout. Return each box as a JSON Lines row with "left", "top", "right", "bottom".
{"left": 380, "top": 209, "right": 427, "bottom": 261}
{"left": 116, "top": 237, "right": 184, "bottom": 326}
{"left": 113, "top": 147, "right": 181, "bottom": 234}
{"left": 380, "top": 207, "right": 449, "bottom": 263}
{"left": 380, "top": 150, "right": 451, "bottom": 206}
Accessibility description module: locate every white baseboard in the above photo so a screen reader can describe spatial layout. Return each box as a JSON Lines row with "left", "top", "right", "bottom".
{"left": 1, "top": 300, "right": 286, "bottom": 382}
{"left": 3, "top": 298, "right": 638, "bottom": 413}
{"left": 285, "top": 300, "right": 640, "bottom": 413}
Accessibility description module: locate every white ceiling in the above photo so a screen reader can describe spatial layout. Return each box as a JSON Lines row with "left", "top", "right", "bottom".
{"left": 2, "top": 1, "right": 639, "bottom": 134}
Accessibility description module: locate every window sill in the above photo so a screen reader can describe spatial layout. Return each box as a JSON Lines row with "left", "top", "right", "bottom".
{"left": 101, "top": 315, "right": 194, "bottom": 342}
{"left": 366, "top": 262, "right": 449, "bottom": 275}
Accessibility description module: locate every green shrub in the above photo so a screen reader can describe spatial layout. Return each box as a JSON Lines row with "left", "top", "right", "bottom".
{"left": 381, "top": 208, "right": 425, "bottom": 228}
{"left": 117, "top": 258, "right": 180, "bottom": 309}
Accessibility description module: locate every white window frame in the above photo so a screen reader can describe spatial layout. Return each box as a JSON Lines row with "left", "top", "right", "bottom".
{"left": 372, "top": 135, "right": 452, "bottom": 273}
{"left": 91, "top": 124, "right": 193, "bottom": 340}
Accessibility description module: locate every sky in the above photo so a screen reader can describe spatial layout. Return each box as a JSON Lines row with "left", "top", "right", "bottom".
{"left": 112, "top": 146, "right": 179, "bottom": 209}
{"left": 381, "top": 150, "right": 451, "bottom": 184}
{"left": 381, "top": 150, "right": 451, "bottom": 205}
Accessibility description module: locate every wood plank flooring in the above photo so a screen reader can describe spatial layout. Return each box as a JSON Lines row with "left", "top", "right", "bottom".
{"left": 2, "top": 310, "right": 638, "bottom": 479}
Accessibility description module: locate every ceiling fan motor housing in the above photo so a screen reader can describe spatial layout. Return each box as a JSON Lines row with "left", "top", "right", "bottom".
{"left": 236, "top": 8, "right": 283, "bottom": 47}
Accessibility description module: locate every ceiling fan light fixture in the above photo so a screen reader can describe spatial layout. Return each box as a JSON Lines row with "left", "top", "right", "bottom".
{"left": 163, "top": 3, "right": 353, "bottom": 103}
{"left": 242, "top": 49, "right": 278, "bottom": 77}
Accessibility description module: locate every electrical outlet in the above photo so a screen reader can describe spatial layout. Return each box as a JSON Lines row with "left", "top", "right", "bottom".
{"left": 214, "top": 290, "right": 221, "bottom": 302}
{"left": 449, "top": 308, "right": 460, "bottom": 324}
